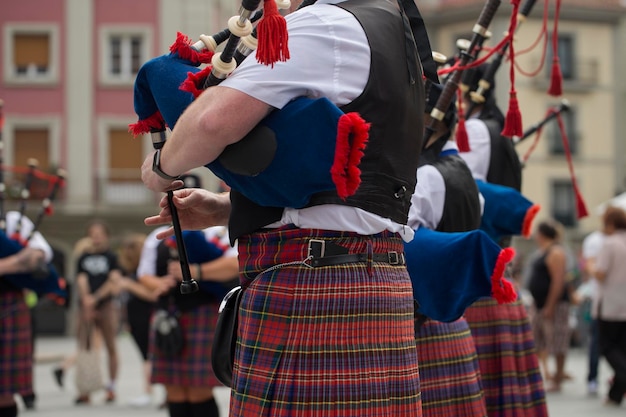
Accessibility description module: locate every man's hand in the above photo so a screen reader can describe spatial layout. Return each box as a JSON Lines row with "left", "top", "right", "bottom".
{"left": 144, "top": 188, "right": 231, "bottom": 239}
{"left": 15, "top": 248, "right": 46, "bottom": 273}
{"left": 141, "top": 150, "right": 185, "bottom": 193}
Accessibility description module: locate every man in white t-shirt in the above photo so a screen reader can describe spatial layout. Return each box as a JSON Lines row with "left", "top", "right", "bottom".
{"left": 140, "top": 0, "right": 428, "bottom": 415}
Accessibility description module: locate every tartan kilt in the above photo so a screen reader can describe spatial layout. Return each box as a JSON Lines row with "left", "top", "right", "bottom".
{"left": 0, "top": 291, "right": 33, "bottom": 396}
{"left": 150, "top": 301, "right": 222, "bottom": 387}
{"left": 416, "top": 317, "right": 487, "bottom": 417}
{"left": 464, "top": 298, "right": 548, "bottom": 417}
{"left": 230, "top": 227, "right": 422, "bottom": 417}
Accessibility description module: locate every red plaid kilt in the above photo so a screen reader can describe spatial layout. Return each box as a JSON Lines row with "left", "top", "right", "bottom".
{"left": 150, "top": 301, "right": 222, "bottom": 387}
{"left": 416, "top": 317, "right": 487, "bottom": 417}
{"left": 0, "top": 291, "right": 33, "bottom": 396}
{"left": 230, "top": 226, "right": 422, "bottom": 417}
{"left": 464, "top": 298, "right": 548, "bottom": 417}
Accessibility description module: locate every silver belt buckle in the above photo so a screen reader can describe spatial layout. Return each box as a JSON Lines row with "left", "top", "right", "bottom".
{"left": 388, "top": 251, "right": 399, "bottom": 265}
{"left": 307, "top": 239, "right": 326, "bottom": 258}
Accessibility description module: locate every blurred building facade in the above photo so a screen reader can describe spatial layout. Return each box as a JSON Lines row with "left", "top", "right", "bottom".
{"left": 0, "top": 0, "right": 237, "bottom": 250}
{"left": 1, "top": 0, "right": 625, "bottom": 251}
{"left": 421, "top": 0, "right": 626, "bottom": 239}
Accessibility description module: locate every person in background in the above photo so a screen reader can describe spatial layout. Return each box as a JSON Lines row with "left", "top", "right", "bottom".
{"left": 0, "top": 212, "right": 54, "bottom": 417}
{"left": 592, "top": 206, "right": 626, "bottom": 407}
{"left": 138, "top": 222, "right": 238, "bottom": 417}
{"left": 528, "top": 220, "right": 571, "bottom": 392}
{"left": 580, "top": 226, "right": 606, "bottom": 396}
{"left": 74, "top": 220, "right": 122, "bottom": 404}
{"left": 116, "top": 233, "right": 160, "bottom": 407}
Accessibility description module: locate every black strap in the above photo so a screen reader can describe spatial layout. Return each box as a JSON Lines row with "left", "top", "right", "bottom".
{"left": 398, "top": 0, "right": 438, "bottom": 83}
{"left": 395, "top": 0, "right": 420, "bottom": 84}
{"left": 310, "top": 252, "right": 405, "bottom": 267}
{"left": 308, "top": 239, "right": 405, "bottom": 267}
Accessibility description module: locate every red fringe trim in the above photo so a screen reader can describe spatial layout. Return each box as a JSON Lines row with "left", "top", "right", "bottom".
{"left": 179, "top": 66, "right": 213, "bottom": 98}
{"left": 256, "top": 0, "right": 289, "bottom": 67}
{"left": 170, "top": 32, "right": 214, "bottom": 65}
{"left": 128, "top": 111, "right": 165, "bottom": 137}
{"left": 491, "top": 247, "right": 518, "bottom": 304}
{"left": 330, "top": 113, "right": 370, "bottom": 199}
{"left": 522, "top": 204, "right": 541, "bottom": 238}
{"left": 501, "top": 93, "right": 523, "bottom": 138}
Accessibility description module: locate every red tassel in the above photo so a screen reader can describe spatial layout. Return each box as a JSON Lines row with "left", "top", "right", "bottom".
{"left": 501, "top": 0, "right": 523, "bottom": 138}
{"left": 128, "top": 111, "right": 165, "bottom": 137}
{"left": 330, "top": 113, "right": 370, "bottom": 199}
{"left": 555, "top": 113, "right": 588, "bottom": 219}
{"left": 256, "top": 0, "right": 289, "bottom": 67}
{"left": 179, "top": 66, "right": 213, "bottom": 98}
{"left": 491, "top": 247, "right": 518, "bottom": 304}
{"left": 548, "top": 0, "right": 563, "bottom": 96}
{"left": 44, "top": 204, "right": 54, "bottom": 216}
{"left": 501, "top": 93, "right": 523, "bottom": 138}
{"left": 548, "top": 58, "right": 563, "bottom": 96}
{"left": 455, "top": 89, "right": 470, "bottom": 152}
{"left": 521, "top": 204, "right": 541, "bottom": 238}
{"left": 170, "top": 32, "right": 214, "bottom": 65}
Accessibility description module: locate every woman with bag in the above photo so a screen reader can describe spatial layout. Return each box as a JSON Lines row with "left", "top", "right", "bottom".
{"left": 74, "top": 220, "right": 122, "bottom": 404}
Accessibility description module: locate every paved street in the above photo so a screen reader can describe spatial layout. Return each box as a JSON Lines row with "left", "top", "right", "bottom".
{"left": 16, "top": 333, "right": 622, "bottom": 416}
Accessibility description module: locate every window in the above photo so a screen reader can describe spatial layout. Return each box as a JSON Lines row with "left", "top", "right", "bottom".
{"left": 9, "top": 128, "right": 53, "bottom": 200}
{"left": 98, "top": 121, "right": 151, "bottom": 205}
{"left": 547, "top": 34, "right": 575, "bottom": 80}
{"left": 3, "top": 24, "right": 59, "bottom": 84}
{"left": 551, "top": 179, "right": 577, "bottom": 227}
{"left": 100, "top": 26, "right": 152, "bottom": 86}
{"left": 14, "top": 128, "right": 50, "bottom": 171}
{"left": 548, "top": 104, "right": 577, "bottom": 155}
{"left": 108, "top": 128, "right": 143, "bottom": 182}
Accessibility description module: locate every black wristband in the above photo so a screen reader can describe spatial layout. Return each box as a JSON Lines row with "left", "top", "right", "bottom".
{"left": 152, "top": 148, "right": 181, "bottom": 180}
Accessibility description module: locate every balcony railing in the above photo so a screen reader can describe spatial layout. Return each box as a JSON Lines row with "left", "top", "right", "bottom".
{"left": 95, "top": 169, "right": 153, "bottom": 206}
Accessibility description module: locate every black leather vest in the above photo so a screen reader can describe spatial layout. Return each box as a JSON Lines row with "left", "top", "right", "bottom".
{"left": 483, "top": 119, "right": 522, "bottom": 192}
{"left": 432, "top": 154, "right": 481, "bottom": 233}
{"left": 228, "top": 0, "right": 424, "bottom": 242}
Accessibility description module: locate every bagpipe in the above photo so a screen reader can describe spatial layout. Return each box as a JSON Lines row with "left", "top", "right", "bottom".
{"left": 0, "top": 102, "right": 67, "bottom": 301}
{"left": 164, "top": 229, "right": 238, "bottom": 300}
{"left": 130, "top": 0, "right": 436, "bottom": 292}
{"left": 405, "top": 227, "right": 517, "bottom": 323}
{"left": 476, "top": 179, "right": 540, "bottom": 243}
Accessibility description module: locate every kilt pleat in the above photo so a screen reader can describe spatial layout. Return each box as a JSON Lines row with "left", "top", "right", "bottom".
{"left": 0, "top": 291, "right": 33, "bottom": 396}
{"left": 416, "top": 317, "right": 487, "bottom": 417}
{"left": 464, "top": 298, "right": 548, "bottom": 417}
{"left": 230, "top": 227, "right": 422, "bottom": 417}
{"left": 150, "top": 301, "right": 222, "bottom": 387}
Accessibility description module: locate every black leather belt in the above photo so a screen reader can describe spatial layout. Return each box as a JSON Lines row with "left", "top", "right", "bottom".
{"left": 307, "top": 239, "right": 406, "bottom": 268}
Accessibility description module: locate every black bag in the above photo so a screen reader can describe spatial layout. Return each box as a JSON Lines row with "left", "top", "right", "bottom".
{"left": 153, "top": 308, "right": 184, "bottom": 359}
{"left": 211, "top": 286, "right": 243, "bottom": 387}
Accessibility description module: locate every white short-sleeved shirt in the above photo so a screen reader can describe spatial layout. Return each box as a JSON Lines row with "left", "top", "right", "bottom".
{"left": 595, "top": 231, "right": 626, "bottom": 320}
{"left": 459, "top": 117, "right": 491, "bottom": 182}
{"left": 582, "top": 231, "right": 606, "bottom": 260}
{"left": 137, "top": 226, "right": 237, "bottom": 278}
{"left": 221, "top": 0, "right": 414, "bottom": 242}
{"left": 4, "top": 211, "right": 53, "bottom": 263}
{"left": 408, "top": 142, "right": 484, "bottom": 231}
